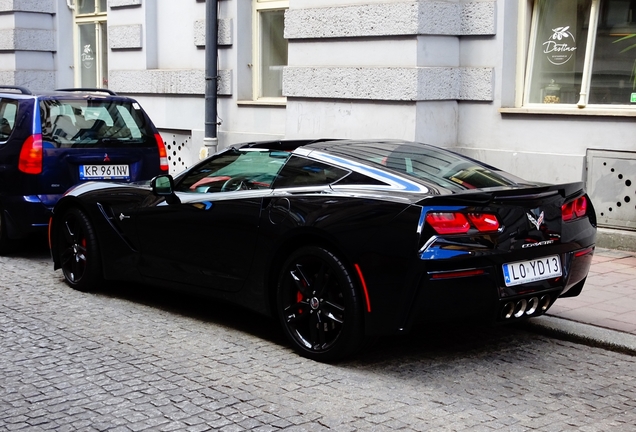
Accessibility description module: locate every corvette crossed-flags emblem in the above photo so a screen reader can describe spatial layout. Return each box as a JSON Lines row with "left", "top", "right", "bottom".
{"left": 527, "top": 211, "right": 545, "bottom": 230}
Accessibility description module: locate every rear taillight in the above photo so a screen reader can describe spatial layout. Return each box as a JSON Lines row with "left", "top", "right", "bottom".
{"left": 467, "top": 213, "right": 500, "bottom": 232}
{"left": 18, "top": 134, "right": 43, "bottom": 174}
{"left": 425, "top": 213, "right": 470, "bottom": 234}
{"left": 562, "top": 196, "right": 587, "bottom": 221}
{"left": 425, "top": 212, "right": 500, "bottom": 235}
{"left": 155, "top": 133, "right": 169, "bottom": 171}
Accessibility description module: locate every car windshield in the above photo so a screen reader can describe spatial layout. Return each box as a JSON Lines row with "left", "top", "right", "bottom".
{"left": 328, "top": 142, "right": 521, "bottom": 191}
{"left": 40, "top": 99, "right": 153, "bottom": 148}
{"left": 176, "top": 148, "right": 291, "bottom": 193}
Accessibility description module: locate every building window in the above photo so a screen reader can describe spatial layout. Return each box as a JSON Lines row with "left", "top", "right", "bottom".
{"left": 74, "top": 0, "right": 108, "bottom": 88}
{"left": 524, "top": 0, "right": 636, "bottom": 107}
{"left": 253, "top": 0, "right": 288, "bottom": 100}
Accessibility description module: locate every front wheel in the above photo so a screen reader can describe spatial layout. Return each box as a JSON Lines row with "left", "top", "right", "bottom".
{"left": 56, "top": 208, "right": 103, "bottom": 292}
{"left": 276, "top": 246, "right": 366, "bottom": 362}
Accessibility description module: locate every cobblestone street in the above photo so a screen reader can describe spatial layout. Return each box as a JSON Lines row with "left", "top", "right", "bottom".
{"left": 2, "top": 246, "right": 636, "bottom": 431}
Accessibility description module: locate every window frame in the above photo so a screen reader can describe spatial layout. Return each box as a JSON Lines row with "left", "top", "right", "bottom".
{"left": 252, "top": 0, "right": 289, "bottom": 103}
{"left": 510, "top": 0, "right": 636, "bottom": 116}
{"left": 73, "top": 1, "right": 108, "bottom": 88}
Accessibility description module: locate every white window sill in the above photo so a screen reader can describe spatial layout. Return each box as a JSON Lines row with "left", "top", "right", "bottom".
{"left": 237, "top": 99, "right": 286, "bottom": 107}
{"left": 500, "top": 106, "right": 636, "bottom": 117}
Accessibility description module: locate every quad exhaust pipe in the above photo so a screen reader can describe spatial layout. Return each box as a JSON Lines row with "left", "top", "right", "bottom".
{"left": 501, "top": 295, "right": 552, "bottom": 320}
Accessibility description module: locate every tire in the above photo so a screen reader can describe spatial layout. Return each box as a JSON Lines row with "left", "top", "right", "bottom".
{"left": 276, "top": 246, "right": 366, "bottom": 362}
{"left": 56, "top": 208, "right": 102, "bottom": 292}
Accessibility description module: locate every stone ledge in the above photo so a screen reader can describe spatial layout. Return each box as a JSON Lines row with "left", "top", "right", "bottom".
{"left": 285, "top": 1, "right": 495, "bottom": 39}
{"left": 0, "top": 70, "right": 55, "bottom": 91}
{"left": 0, "top": 29, "right": 55, "bottom": 51}
{"left": 596, "top": 227, "right": 636, "bottom": 252}
{"left": 0, "top": 0, "right": 55, "bottom": 13}
{"left": 194, "top": 18, "right": 233, "bottom": 47}
{"left": 109, "top": 24, "right": 143, "bottom": 50}
{"left": 109, "top": 0, "right": 142, "bottom": 8}
{"left": 109, "top": 68, "right": 232, "bottom": 96}
{"left": 524, "top": 315, "right": 636, "bottom": 357}
{"left": 283, "top": 66, "right": 493, "bottom": 101}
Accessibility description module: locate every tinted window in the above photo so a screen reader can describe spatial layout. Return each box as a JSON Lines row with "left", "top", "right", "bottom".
{"left": 0, "top": 99, "right": 18, "bottom": 141}
{"left": 273, "top": 155, "right": 349, "bottom": 188}
{"left": 334, "top": 171, "right": 388, "bottom": 187}
{"left": 327, "top": 142, "right": 519, "bottom": 191}
{"left": 40, "top": 99, "right": 152, "bottom": 148}
{"left": 176, "top": 148, "right": 290, "bottom": 193}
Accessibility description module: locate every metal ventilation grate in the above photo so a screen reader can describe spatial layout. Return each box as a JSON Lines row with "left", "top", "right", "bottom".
{"left": 586, "top": 149, "right": 636, "bottom": 231}
{"left": 160, "top": 130, "right": 196, "bottom": 176}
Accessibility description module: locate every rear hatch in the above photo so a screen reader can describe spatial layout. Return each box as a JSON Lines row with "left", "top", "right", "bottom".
{"left": 418, "top": 182, "right": 596, "bottom": 295}
{"left": 421, "top": 182, "right": 592, "bottom": 248}
{"left": 38, "top": 96, "right": 166, "bottom": 203}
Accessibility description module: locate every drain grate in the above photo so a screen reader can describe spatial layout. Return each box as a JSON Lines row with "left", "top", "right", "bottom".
{"left": 586, "top": 149, "right": 636, "bottom": 230}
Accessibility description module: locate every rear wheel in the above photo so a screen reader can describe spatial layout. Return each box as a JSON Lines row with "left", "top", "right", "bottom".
{"left": 57, "top": 208, "right": 102, "bottom": 291}
{"left": 277, "top": 246, "right": 365, "bottom": 362}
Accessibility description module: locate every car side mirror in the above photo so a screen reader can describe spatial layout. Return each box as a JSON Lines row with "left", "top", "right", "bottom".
{"left": 152, "top": 175, "right": 174, "bottom": 195}
{"left": 151, "top": 175, "right": 180, "bottom": 204}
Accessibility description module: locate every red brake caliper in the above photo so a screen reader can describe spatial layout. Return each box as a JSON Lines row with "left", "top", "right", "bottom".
{"left": 297, "top": 291, "right": 304, "bottom": 314}
{"left": 297, "top": 276, "right": 308, "bottom": 314}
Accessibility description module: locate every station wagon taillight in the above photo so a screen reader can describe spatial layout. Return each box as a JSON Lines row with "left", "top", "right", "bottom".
{"left": 562, "top": 196, "right": 587, "bottom": 221}
{"left": 155, "top": 133, "right": 169, "bottom": 171}
{"left": 18, "top": 134, "right": 43, "bottom": 175}
{"left": 425, "top": 212, "right": 500, "bottom": 235}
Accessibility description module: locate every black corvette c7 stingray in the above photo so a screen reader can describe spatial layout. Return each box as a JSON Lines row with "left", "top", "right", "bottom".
{"left": 49, "top": 139, "right": 596, "bottom": 361}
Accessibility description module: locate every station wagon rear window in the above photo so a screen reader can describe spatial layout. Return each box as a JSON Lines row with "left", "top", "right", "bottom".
{"left": 40, "top": 99, "right": 154, "bottom": 148}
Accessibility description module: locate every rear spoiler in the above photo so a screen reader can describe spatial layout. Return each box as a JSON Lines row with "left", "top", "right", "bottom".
{"left": 415, "top": 182, "right": 586, "bottom": 206}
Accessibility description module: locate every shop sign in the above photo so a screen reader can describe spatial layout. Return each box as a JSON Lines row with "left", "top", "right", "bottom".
{"left": 82, "top": 44, "right": 95, "bottom": 69}
{"left": 543, "top": 26, "right": 577, "bottom": 66}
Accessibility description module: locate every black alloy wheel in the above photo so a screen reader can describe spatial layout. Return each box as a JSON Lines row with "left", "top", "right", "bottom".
{"left": 277, "top": 246, "right": 365, "bottom": 362}
{"left": 57, "top": 208, "right": 102, "bottom": 291}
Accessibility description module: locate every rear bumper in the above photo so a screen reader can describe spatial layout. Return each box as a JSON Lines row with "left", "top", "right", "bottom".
{"left": 1, "top": 194, "right": 59, "bottom": 238}
{"left": 400, "top": 245, "right": 595, "bottom": 330}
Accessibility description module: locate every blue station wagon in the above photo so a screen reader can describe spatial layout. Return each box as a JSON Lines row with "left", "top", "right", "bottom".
{"left": 0, "top": 86, "right": 169, "bottom": 252}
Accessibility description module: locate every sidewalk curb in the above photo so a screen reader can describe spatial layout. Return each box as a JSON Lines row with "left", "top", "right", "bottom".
{"left": 522, "top": 315, "right": 636, "bottom": 357}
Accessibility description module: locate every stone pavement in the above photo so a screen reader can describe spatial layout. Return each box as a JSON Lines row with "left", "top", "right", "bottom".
{"left": 2, "top": 249, "right": 636, "bottom": 431}
{"left": 527, "top": 247, "right": 636, "bottom": 355}
{"left": 550, "top": 248, "right": 636, "bottom": 334}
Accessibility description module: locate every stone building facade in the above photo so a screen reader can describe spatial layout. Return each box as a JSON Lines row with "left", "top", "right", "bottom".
{"left": 1, "top": 0, "right": 635, "bottom": 245}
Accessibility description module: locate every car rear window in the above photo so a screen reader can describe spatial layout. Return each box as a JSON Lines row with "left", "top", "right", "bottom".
{"left": 328, "top": 142, "right": 521, "bottom": 191}
{"left": 40, "top": 99, "right": 153, "bottom": 148}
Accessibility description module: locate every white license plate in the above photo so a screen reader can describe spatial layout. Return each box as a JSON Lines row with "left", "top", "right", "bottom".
{"left": 80, "top": 165, "right": 129, "bottom": 180}
{"left": 502, "top": 255, "right": 562, "bottom": 287}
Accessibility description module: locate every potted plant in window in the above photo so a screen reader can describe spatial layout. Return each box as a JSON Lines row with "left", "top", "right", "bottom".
{"left": 614, "top": 34, "right": 636, "bottom": 92}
